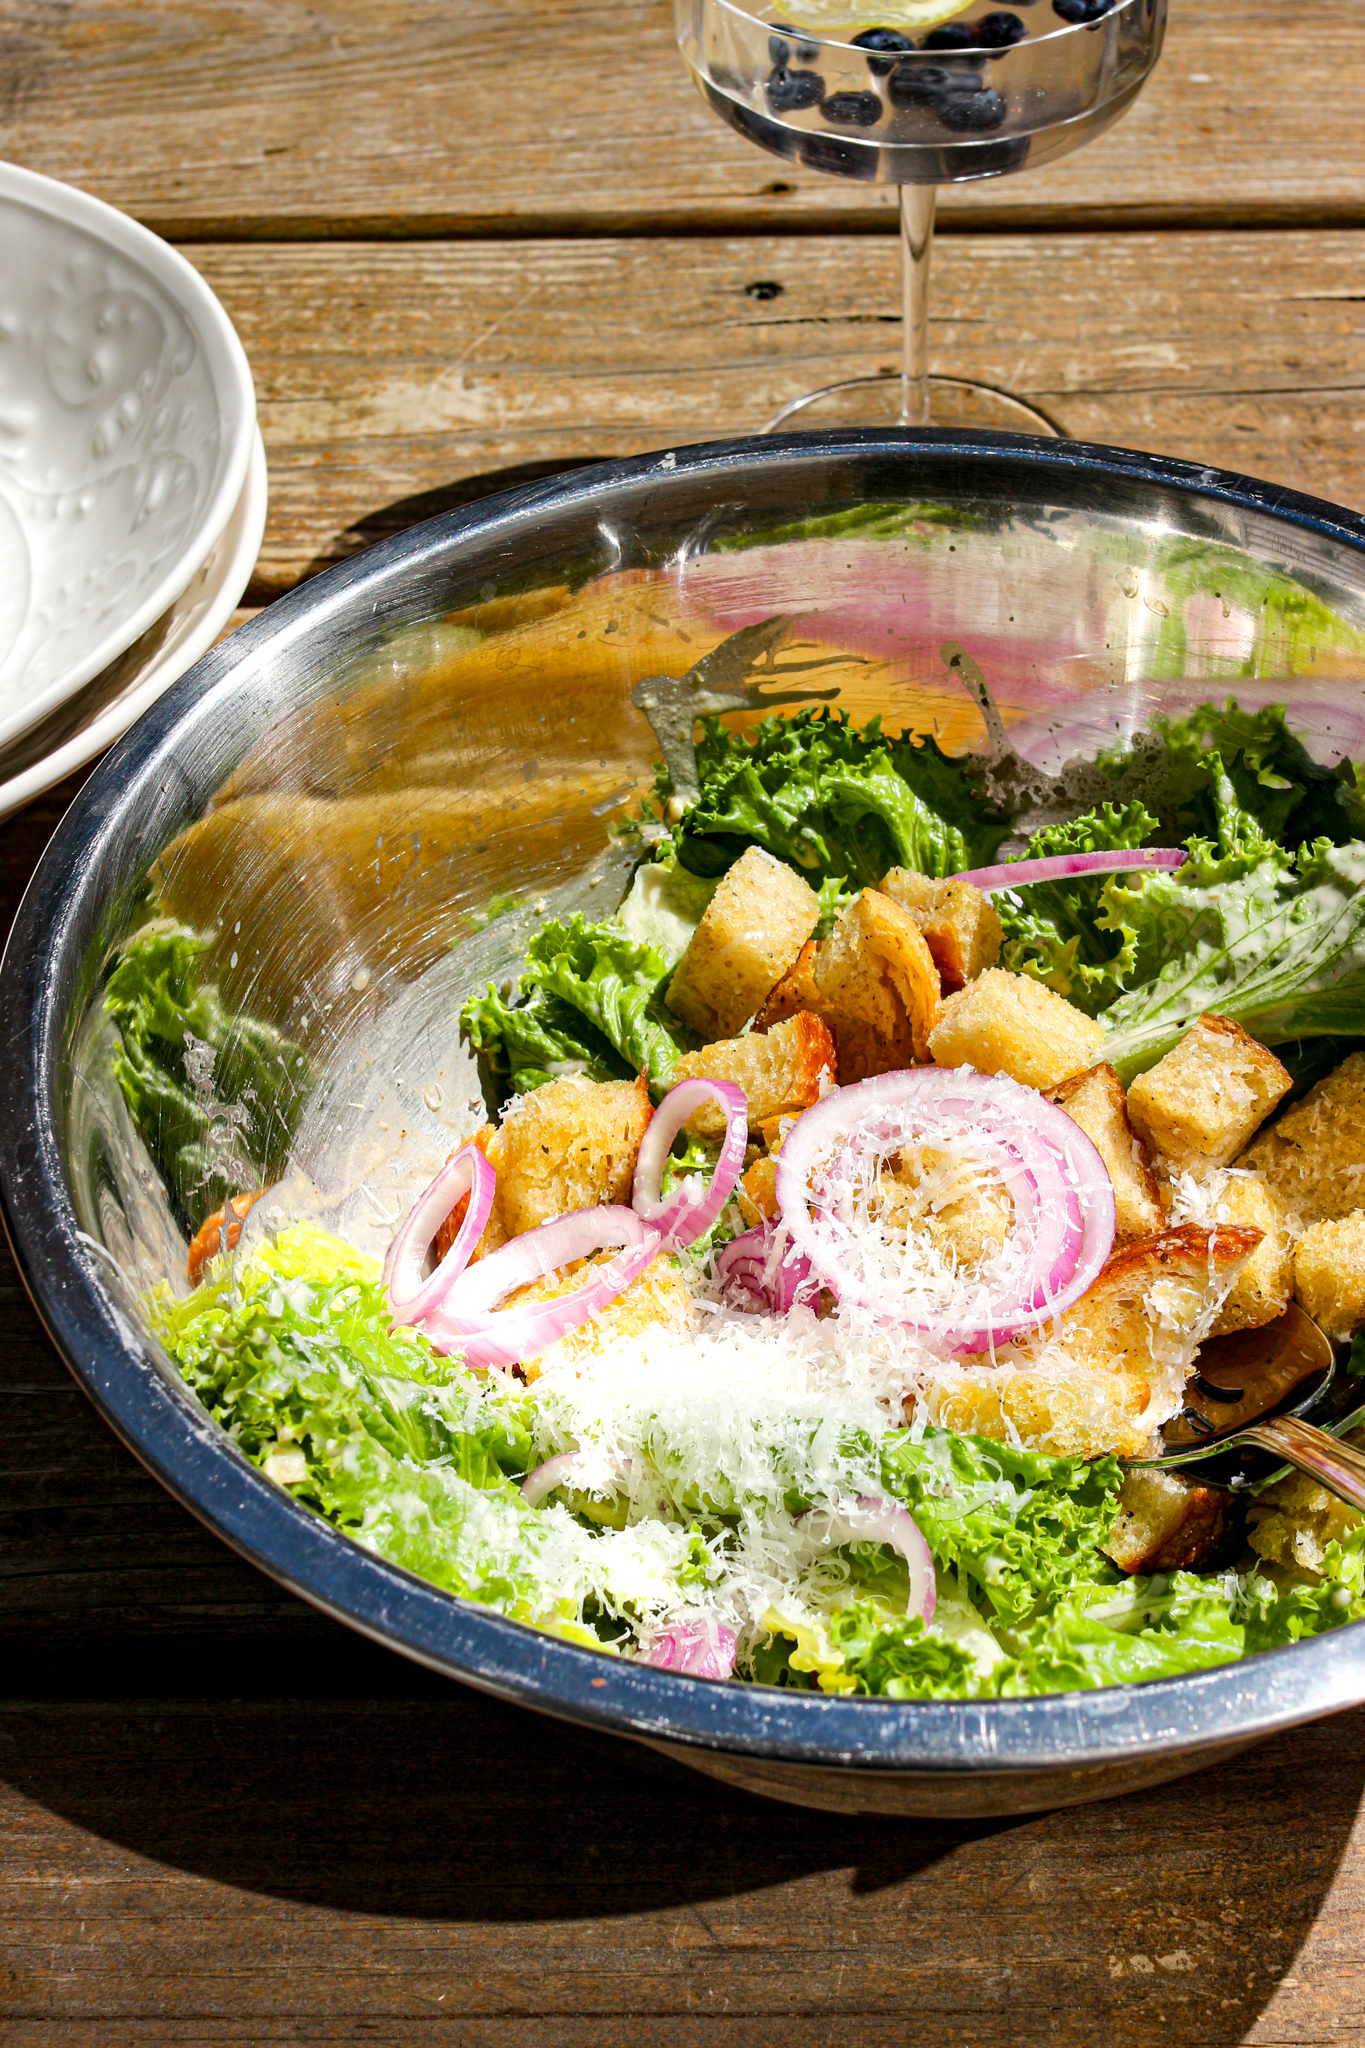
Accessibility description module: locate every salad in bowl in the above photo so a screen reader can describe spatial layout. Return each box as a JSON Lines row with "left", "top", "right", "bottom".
{"left": 88, "top": 491, "right": 1365, "bottom": 1705}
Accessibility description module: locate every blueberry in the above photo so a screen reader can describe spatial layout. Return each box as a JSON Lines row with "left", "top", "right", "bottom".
{"left": 922, "top": 22, "right": 976, "bottom": 48}
{"left": 976, "top": 11, "right": 1027, "bottom": 47}
{"left": 1052, "top": 0, "right": 1115, "bottom": 21}
{"left": 939, "top": 83, "right": 1007, "bottom": 129}
{"left": 850, "top": 26, "right": 916, "bottom": 75}
{"left": 821, "top": 88, "right": 883, "bottom": 125}
{"left": 766, "top": 65, "right": 826, "bottom": 110}
{"left": 768, "top": 32, "right": 792, "bottom": 65}
{"left": 769, "top": 19, "right": 819, "bottom": 59}
{"left": 887, "top": 59, "right": 983, "bottom": 109}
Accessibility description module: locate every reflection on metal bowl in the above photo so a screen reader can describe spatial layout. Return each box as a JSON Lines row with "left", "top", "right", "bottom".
{"left": 6, "top": 431, "right": 1365, "bottom": 1817}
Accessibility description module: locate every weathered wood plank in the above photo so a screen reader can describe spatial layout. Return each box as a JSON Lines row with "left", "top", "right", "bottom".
{"left": 168, "top": 230, "right": 1365, "bottom": 598}
{"left": 1, "top": 1698, "right": 1363, "bottom": 2043}
{"left": 0, "top": 1, "right": 1357, "bottom": 238}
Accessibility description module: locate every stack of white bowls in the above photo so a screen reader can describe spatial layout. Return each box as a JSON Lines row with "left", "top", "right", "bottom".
{"left": 0, "top": 163, "right": 264, "bottom": 820}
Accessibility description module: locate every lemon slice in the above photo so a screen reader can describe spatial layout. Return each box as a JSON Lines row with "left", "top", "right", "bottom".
{"left": 763, "top": 0, "right": 974, "bottom": 36}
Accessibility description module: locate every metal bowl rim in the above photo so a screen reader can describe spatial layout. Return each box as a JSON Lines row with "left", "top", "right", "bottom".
{"left": 6, "top": 426, "right": 1365, "bottom": 1776}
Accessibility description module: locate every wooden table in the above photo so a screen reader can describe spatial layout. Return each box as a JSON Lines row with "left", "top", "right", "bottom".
{"left": 4, "top": 4, "right": 1365, "bottom": 2039}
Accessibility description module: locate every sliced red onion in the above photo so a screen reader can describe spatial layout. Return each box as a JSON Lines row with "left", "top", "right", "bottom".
{"left": 816, "top": 1495, "right": 937, "bottom": 1627}
{"left": 716, "top": 1220, "right": 816, "bottom": 1316}
{"left": 774, "top": 1069, "right": 1115, "bottom": 1351}
{"left": 954, "top": 847, "right": 1186, "bottom": 895}
{"left": 522, "top": 1447, "right": 631, "bottom": 1508}
{"left": 422, "top": 1205, "right": 661, "bottom": 1371}
{"left": 644, "top": 1620, "right": 738, "bottom": 1680}
{"left": 632, "top": 1077, "right": 748, "bottom": 1250}
{"left": 384, "top": 1142, "right": 496, "bottom": 1327}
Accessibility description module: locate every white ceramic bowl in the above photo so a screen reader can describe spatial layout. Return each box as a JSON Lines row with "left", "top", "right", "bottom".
{"left": 0, "top": 162, "right": 256, "bottom": 750}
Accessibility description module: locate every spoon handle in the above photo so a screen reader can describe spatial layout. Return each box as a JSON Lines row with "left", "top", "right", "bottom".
{"left": 1243, "top": 1415, "right": 1365, "bottom": 1513}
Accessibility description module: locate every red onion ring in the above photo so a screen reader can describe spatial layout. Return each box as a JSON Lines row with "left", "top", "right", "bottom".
{"left": 644, "top": 1620, "right": 738, "bottom": 1680}
{"left": 814, "top": 1495, "right": 937, "bottom": 1627}
{"left": 954, "top": 847, "right": 1186, "bottom": 895}
{"left": 384, "top": 1142, "right": 496, "bottom": 1327}
{"left": 421, "top": 1205, "right": 661, "bottom": 1371}
{"left": 715, "top": 1220, "right": 816, "bottom": 1316}
{"left": 775, "top": 1069, "right": 1115, "bottom": 1351}
{"left": 632, "top": 1078, "right": 748, "bottom": 1249}
{"left": 522, "top": 1447, "right": 632, "bottom": 1508}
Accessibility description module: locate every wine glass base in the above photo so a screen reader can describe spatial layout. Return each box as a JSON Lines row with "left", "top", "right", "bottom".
{"left": 764, "top": 375, "right": 1061, "bottom": 438}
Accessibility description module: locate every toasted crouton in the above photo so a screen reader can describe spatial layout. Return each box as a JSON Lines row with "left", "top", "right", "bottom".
{"left": 665, "top": 846, "right": 820, "bottom": 1041}
{"left": 927, "top": 968, "right": 1104, "bottom": 1092}
{"left": 915, "top": 1224, "right": 1264, "bottom": 1460}
{"left": 1237, "top": 1051, "right": 1365, "bottom": 1229}
{"left": 1126, "top": 1015, "right": 1291, "bottom": 1173}
{"left": 752, "top": 939, "right": 823, "bottom": 1033}
{"left": 1292, "top": 1210, "right": 1365, "bottom": 1338}
{"left": 517, "top": 1255, "right": 695, "bottom": 1382}
{"left": 813, "top": 888, "right": 942, "bottom": 1074}
{"left": 1049, "top": 1063, "right": 1163, "bottom": 1244}
{"left": 1102, "top": 1469, "right": 1240, "bottom": 1575}
{"left": 737, "top": 1152, "right": 780, "bottom": 1226}
{"left": 1209, "top": 1176, "right": 1293, "bottom": 1335}
{"left": 877, "top": 869, "right": 1003, "bottom": 992}
{"left": 437, "top": 1077, "right": 652, "bottom": 1257}
{"left": 1246, "top": 1436, "right": 1365, "bottom": 1574}
{"left": 670, "top": 1010, "right": 836, "bottom": 1135}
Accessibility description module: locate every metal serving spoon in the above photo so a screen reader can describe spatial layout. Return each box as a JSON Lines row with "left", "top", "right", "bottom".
{"left": 1125, "top": 1303, "right": 1365, "bottom": 1511}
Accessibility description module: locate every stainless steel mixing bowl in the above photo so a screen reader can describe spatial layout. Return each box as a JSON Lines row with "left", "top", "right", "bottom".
{"left": 6, "top": 431, "right": 1365, "bottom": 1818}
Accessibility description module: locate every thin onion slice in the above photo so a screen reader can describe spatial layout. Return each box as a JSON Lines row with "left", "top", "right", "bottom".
{"left": 813, "top": 1495, "right": 937, "bottom": 1627}
{"left": 955, "top": 847, "right": 1186, "bottom": 895}
{"left": 775, "top": 1068, "right": 1115, "bottom": 1350}
{"left": 632, "top": 1078, "right": 748, "bottom": 1249}
{"left": 644, "top": 1620, "right": 738, "bottom": 1680}
{"left": 522, "top": 1447, "right": 631, "bottom": 1508}
{"left": 422, "top": 1204, "right": 661, "bottom": 1371}
{"left": 716, "top": 1220, "right": 816, "bottom": 1316}
{"left": 384, "top": 1142, "right": 496, "bottom": 1327}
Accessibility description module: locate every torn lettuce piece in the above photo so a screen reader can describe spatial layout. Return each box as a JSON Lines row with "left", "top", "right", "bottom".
{"left": 664, "top": 707, "right": 1007, "bottom": 888}
{"left": 996, "top": 800, "right": 1159, "bottom": 1014}
{"left": 104, "top": 920, "right": 313, "bottom": 1234}
{"left": 612, "top": 847, "right": 720, "bottom": 967}
{"left": 1099, "top": 837, "right": 1365, "bottom": 1080}
{"left": 461, "top": 913, "right": 693, "bottom": 1099}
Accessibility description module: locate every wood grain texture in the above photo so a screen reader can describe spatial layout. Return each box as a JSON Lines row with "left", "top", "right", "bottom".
{"left": 0, "top": 0, "right": 1357, "bottom": 239}
{"left": 1, "top": 1695, "right": 1364, "bottom": 2043}
{"left": 175, "top": 230, "right": 1365, "bottom": 598}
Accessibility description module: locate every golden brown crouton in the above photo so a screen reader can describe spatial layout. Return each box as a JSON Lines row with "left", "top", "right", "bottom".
{"left": 915, "top": 1225, "right": 1264, "bottom": 1461}
{"left": 518, "top": 1256, "right": 695, "bottom": 1381}
{"left": 874, "top": 1147, "right": 1012, "bottom": 1267}
{"left": 1292, "top": 1210, "right": 1365, "bottom": 1338}
{"left": 1056, "top": 1224, "right": 1263, "bottom": 1380}
{"left": 927, "top": 968, "right": 1104, "bottom": 1092}
{"left": 1246, "top": 1433, "right": 1365, "bottom": 1574}
{"left": 813, "top": 888, "right": 942, "bottom": 1074}
{"left": 1237, "top": 1051, "right": 1365, "bottom": 1229}
{"left": 914, "top": 1359, "right": 1160, "bottom": 1462}
{"left": 1049, "top": 1063, "right": 1163, "bottom": 1244}
{"left": 752, "top": 940, "right": 823, "bottom": 1033}
{"left": 1208, "top": 1175, "right": 1293, "bottom": 1336}
{"left": 1126, "top": 1015, "right": 1291, "bottom": 1173}
{"left": 670, "top": 1011, "right": 836, "bottom": 1135}
{"left": 737, "top": 1153, "right": 780, "bottom": 1226}
{"left": 877, "top": 869, "right": 1003, "bottom": 993}
{"left": 1102, "top": 1469, "right": 1240, "bottom": 1575}
{"left": 438, "top": 1077, "right": 653, "bottom": 1256}
{"left": 665, "top": 846, "right": 820, "bottom": 1041}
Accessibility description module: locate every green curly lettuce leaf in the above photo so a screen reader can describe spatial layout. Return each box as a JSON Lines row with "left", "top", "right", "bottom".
{"left": 461, "top": 914, "right": 694, "bottom": 1097}
{"left": 996, "top": 801, "right": 1159, "bottom": 1013}
{"left": 1099, "top": 836, "right": 1365, "bottom": 1080}
{"left": 664, "top": 707, "right": 1008, "bottom": 888}
{"left": 104, "top": 921, "right": 313, "bottom": 1233}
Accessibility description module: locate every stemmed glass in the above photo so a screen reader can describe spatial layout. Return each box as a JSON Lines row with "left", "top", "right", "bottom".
{"left": 675, "top": 0, "right": 1166, "bottom": 432}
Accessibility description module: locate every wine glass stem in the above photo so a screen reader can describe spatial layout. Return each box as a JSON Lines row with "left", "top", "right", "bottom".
{"left": 899, "top": 184, "right": 937, "bottom": 428}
